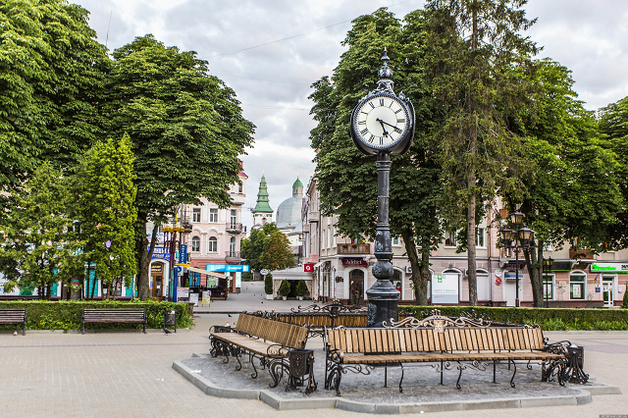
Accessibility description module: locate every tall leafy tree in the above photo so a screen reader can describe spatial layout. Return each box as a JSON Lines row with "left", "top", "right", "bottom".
{"left": 104, "top": 35, "right": 255, "bottom": 299}
{"left": 241, "top": 223, "right": 296, "bottom": 273}
{"left": 0, "top": 0, "right": 109, "bottom": 201}
{"left": 0, "top": 163, "right": 78, "bottom": 298}
{"left": 310, "top": 8, "right": 443, "bottom": 304}
{"left": 422, "top": 0, "right": 538, "bottom": 305}
{"left": 74, "top": 134, "right": 138, "bottom": 299}
{"left": 504, "top": 60, "right": 623, "bottom": 307}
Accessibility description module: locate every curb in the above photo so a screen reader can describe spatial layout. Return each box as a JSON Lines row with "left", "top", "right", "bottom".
{"left": 173, "top": 357, "right": 620, "bottom": 414}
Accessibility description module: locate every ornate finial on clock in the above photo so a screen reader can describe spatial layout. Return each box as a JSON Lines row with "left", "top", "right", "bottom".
{"left": 377, "top": 48, "right": 394, "bottom": 92}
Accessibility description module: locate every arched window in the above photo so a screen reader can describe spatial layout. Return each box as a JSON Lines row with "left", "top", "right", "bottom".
{"left": 208, "top": 237, "right": 217, "bottom": 253}
{"left": 229, "top": 236, "right": 236, "bottom": 257}
{"left": 191, "top": 237, "right": 200, "bottom": 252}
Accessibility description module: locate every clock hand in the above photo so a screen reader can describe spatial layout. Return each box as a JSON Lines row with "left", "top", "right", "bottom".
{"left": 376, "top": 118, "right": 389, "bottom": 136}
{"left": 377, "top": 118, "right": 398, "bottom": 129}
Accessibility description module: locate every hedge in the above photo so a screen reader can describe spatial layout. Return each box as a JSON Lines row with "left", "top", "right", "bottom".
{"left": 399, "top": 305, "right": 628, "bottom": 331}
{"left": 0, "top": 300, "right": 194, "bottom": 332}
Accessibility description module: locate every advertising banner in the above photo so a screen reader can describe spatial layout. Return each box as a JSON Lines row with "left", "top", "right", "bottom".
{"left": 432, "top": 273, "right": 459, "bottom": 304}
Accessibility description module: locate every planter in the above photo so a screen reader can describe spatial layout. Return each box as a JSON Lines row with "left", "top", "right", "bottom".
{"left": 297, "top": 296, "right": 304, "bottom": 301}
{"left": 265, "top": 294, "right": 274, "bottom": 300}
{"left": 282, "top": 296, "right": 287, "bottom": 301}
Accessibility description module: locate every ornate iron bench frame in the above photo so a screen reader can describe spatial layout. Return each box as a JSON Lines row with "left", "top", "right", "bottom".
{"left": 209, "top": 313, "right": 314, "bottom": 391}
{"left": 324, "top": 310, "right": 586, "bottom": 396}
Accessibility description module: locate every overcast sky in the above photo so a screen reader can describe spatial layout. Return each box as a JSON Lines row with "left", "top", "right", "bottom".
{"left": 72, "top": 0, "right": 628, "bottom": 230}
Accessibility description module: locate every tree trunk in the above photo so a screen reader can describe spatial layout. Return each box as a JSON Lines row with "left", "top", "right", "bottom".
{"left": 137, "top": 222, "right": 157, "bottom": 301}
{"left": 401, "top": 229, "right": 429, "bottom": 305}
{"left": 91, "top": 272, "right": 97, "bottom": 299}
{"left": 525, "top": 242, "right": 544, "bottom": 307}
{"left": 467, "top": 2, "right": 479, "bottom": 307}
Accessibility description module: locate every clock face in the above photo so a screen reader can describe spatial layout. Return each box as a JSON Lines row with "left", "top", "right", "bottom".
{"left": 353, "top": 94, "right": 409, "bottom": 149}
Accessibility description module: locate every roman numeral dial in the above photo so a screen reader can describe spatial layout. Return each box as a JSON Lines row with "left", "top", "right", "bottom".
{"left": 353, "top": 95, "right": 409, "bottom": 149}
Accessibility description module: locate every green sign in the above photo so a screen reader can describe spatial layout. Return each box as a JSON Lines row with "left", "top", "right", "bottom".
{"left": 590, "top": 263, "right": 628, "bottom": 274}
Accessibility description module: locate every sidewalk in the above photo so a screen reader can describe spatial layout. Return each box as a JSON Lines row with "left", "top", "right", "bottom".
{"left": 0, "top": 284, "right": 626, "bottom": 417}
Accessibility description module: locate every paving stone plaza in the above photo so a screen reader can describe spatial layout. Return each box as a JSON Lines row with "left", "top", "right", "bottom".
{"left": 1, "top": 282, "right": 627, "bottom": 417}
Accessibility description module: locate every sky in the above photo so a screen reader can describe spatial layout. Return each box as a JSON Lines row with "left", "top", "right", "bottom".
{"left": 72, "top": 0, "right": 628, "bottom": 231}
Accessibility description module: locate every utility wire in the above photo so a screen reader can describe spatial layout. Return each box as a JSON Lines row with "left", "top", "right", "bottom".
{"left": 209, "top": 0, "right": 416, "bottom": 58}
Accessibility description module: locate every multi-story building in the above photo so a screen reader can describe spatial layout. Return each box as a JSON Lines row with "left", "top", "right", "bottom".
{"left": 148, "top": 169, "right": 248, "bottom": 300}
{"left": 301, "top": 179, "right": 628, "bottom": 307}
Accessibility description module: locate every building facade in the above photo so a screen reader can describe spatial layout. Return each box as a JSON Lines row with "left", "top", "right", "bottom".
{"left": 301, "top": 179, "right": 628, "bottom": 307}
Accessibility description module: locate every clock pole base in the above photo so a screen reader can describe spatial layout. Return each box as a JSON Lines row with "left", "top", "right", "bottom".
{"left": 366, "top": 279, "right": 400, "bottom": 328}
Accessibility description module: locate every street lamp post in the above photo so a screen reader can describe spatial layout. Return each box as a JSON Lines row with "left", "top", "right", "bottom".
{"left": 543, "top": 257, "right": 554, "bottom": 308}
{"left": 163, "top": 225, "right": 184, "bottom": 302}
{"left": 499, "top": 212, "right": 534, "bottom": 308}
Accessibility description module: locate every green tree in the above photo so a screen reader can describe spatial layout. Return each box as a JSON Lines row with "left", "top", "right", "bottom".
{"left": 309, "top": 8, "right": 443, "bottom": 304}
{"left": 423, "top": 0, "right": 539, "bottom": 305}
{"left": 503, "top": 60, "right": 623, "bottom": 307}
{"left": 0, "top": 163, "right": 78, "bottom": 298}
{"left": 73, "top": 134, "right": 138, "bottom": 299}
{"left": 104, "top": 35, "right": 254, "bottom": 300}
{"left": 241, "top": 223, "right": 296, "bottom": 273}
{"left": 0, "top": 0, "right": 109, "bottom": 199}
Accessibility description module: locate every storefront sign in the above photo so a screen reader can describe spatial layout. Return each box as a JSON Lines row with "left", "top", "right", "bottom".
{"left": 504, "top": 271, "right": 518, "bottom": 281}
{"left": 189, "top": 292, "right": 199, "bottom": 307}
{"left": 201, "top": 291, "right": 210, "bottom": 306}
{"left": 177, "top": 287, "right": 189, "bottom": 298}
{"left": 304, "top": 263, "right": 315, "bottom": 272}
{"left": 178, "top": 244, "right": 188, "bottom": 264}
{"left": 342, "top": 258, "right": 367, "bottom": 267}
{"left": 503, "top": 261, "right": 525, "bottom": 270}
{"left": 151, "top": 264, "right": 163, "bottom": 273}
{"left": 205, "top": 264, "right": 250, "bottom": 273}
{"left": 590, "top": 263, "right": 628, "bottom": 273}
{"left": 432, "top": 273, "right": 459, "bottom": 304}
{"left": 150, "top": 246, "right": 170, "bottom": 261}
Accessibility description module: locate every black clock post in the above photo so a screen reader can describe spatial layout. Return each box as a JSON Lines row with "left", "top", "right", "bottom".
{"left": 349, "top": 49, "right": 415, "bottom": 327}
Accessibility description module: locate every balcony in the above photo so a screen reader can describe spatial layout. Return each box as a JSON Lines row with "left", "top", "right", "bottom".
{"left": 569, "top": 249, "right": 594, "bottom": 260}
{"left": 226, "top": 222, "right": 243, "bottom": 234}
{"left": 225, "top": 251, "right": 242, "bottom": 261}
{"left": 337, "top": 243, "right": 371, "bottom": 255}
{"left": 230, "top": 193, "right": 246, "bottom": 205}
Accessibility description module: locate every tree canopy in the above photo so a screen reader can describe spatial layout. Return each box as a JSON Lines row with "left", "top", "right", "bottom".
{"left": 241, "top": 223, "right": 296, "bottom": 273}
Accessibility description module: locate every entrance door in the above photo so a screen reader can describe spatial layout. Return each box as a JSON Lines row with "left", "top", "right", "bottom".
{"left": 603, "top": 276, "right": 614, "bottom": 307}
{"left": 152, "top": 275, "right": 163, "bottom": 300}
{"left": 349, "top": 269, "right": 364, "bottom": 306}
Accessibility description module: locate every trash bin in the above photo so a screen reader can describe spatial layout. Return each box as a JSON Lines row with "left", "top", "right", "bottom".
{"left": 164, "top": 310, "right": 177, "bottom": 333}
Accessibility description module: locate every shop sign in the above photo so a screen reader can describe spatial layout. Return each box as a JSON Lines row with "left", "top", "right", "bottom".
{"left": 342, "top": 258, "right": 367, "bottom": 267}
{"left": 177, "top": 287, "right": 189, "bottom": 298}
{"left": 151, "top": 264, "right": 163, "bottom": 273}
{"left": 503, "top": 261, "right": 525, "bottom": 270}
{"left": 504, "top": 271, "right": 518, "bottom": 281}
{"left": 178, "top": 244, "right": 188, "bottom": 264}
{"left": 150, "top": 246, "right": 170, "bottom": 261}
{"left": 590, "top": 263, "right": 628, "bottom": 274}
{"left": 205, "top": 264, "right": 250, "bottom": 273}
{"left": 304, "top": 263, "right": 315, "bottom": 272}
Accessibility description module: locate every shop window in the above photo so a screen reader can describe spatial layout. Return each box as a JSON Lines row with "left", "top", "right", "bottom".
{"left": 191, "top": 237, "right": 200, "bottom": 252}
{"left": 569, "top": 274, "right": 586, "bottom": 299}
{"left": 209, "top": 208, "right": 218, "bottom": 223}
{"left": 543, "top": 275, "right": 554, "bottom": 300}
{"left": 192, "top": 207, "right": 201, "bottom": 223}
{"left": 208, "top": 237, "right": 217, "bottom": 253}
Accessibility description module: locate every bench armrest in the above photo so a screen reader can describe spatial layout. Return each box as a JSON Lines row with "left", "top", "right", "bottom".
{"left": 267, "top": 343, "right": 289, "bottom": 357}
{"left": 543, "top": 340, "right": 571, "bottom": 355}
{"left": 209, "top": 325, "right": 235, "bottom": 335}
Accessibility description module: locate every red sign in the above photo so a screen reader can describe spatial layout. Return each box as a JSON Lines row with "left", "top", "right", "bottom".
{"left": 304, "top": 263, "right": 315, "bottom": 273}
{"left": 342, "top": 258, "right": 368, "bottom": 267}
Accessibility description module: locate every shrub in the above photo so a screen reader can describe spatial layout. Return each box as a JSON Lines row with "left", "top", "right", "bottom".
{"left": 296, "top": 280, "right": 307, "bottom": 297}
{"left": 264, "top": 273, "right": 273, "bottom": 294}
{"left": 279, "top": 280, "right": 291, "bottom": 297}
{"left": 0, "top": 300, "right": 194, "bottom": 332}
{"left": 399, "top": 305, "right": 628, "bottom": 331}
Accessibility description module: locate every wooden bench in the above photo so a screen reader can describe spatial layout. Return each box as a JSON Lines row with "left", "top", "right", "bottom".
{"left": 324, "top": 313, "right": 575, "bottom": 395}
{"left": 0, "top": 308, "right": 27, "bottom": 335}
{"left": 209, "top": 313, "right": 311, "bottom": 389}
{"left": 82, "top": 308, "right": 147, "bottom": 334}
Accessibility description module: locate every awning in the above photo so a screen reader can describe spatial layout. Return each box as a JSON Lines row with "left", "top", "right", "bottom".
{"left": 314, "top": 260, "right": 327, "bottom": 268}
{"left": 187, "top": 266, "right": 229, "bottom": 279}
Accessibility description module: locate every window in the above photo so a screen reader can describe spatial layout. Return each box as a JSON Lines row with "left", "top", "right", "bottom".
{"left": 208, "top": 237, "right": 217, "bottom": 252}
{"left": 191, "top": 237, "right": 200, "bottom": 252}
{"left": 322, "top": 229, "right": 326, "bottom": 249}
{"left": 569, "top": 274, "right": 586, "bottom": 299}
{"left": 444, "top": 230, "right": 457, "bottom": 247}
{"left": 392, "top": 237, "right": 400, "bottom": 246}
{"left": 238, "top": 183, "right": 243, "bottom": 193}
{"left": 229, "top": 236, "right": 236, "bottom": 257}
{"left": 543, "top": 275, "right": 554, "bottom": 300}
{"left": 230, "top": 209, "right": 237, "bottom": 228}
{"left": 209, "top": 208, "right": 218, "bottom": 223}
{"left": 192, "top": 208, "right": 201, "bottom": 223}
{"left": 476, "top": 228, "right": 485, "bottom": 248}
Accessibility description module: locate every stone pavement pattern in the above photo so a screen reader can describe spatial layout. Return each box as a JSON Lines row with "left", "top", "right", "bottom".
{"left": 0, "top": 282, "right": 626, "bottom": 417}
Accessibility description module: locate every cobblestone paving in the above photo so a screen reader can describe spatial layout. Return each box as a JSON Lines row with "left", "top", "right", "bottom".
{"left": 182, "top": 350, "right": 588, "bottom": 403}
